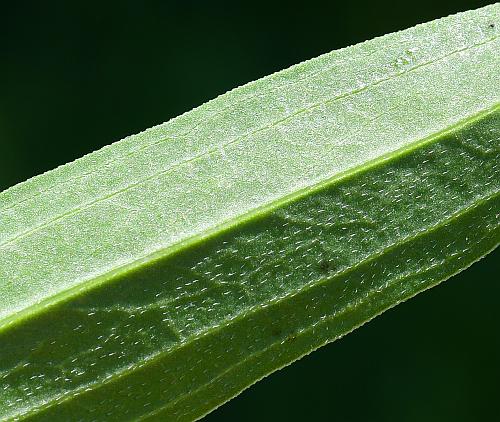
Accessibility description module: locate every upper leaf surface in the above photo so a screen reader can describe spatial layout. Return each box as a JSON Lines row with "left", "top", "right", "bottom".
{"left": 0, "top": 4, "right": 498, "bottom": 324}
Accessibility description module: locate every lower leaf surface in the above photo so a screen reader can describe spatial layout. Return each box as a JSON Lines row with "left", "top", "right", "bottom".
{"left": 0, "top": 108, "right": 498, "bottom": 421}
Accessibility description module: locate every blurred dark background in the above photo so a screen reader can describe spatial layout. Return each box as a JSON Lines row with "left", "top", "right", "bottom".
{"left": 1, "top": 1, "right": 498, "bottom": 421}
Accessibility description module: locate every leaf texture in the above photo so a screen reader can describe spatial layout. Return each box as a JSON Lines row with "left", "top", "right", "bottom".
{"left": 0, "top": 5, "right": 499, "bottom": 421}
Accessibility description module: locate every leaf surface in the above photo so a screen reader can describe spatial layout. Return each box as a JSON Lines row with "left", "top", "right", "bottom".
{"left": 0, "top": 5, "right": 499, "bottom": 421}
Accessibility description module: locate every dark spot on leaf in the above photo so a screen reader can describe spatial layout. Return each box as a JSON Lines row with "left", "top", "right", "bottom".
{"left": 319, "top": 259, "right": 337, "bottom": 273}
{"left": 271, "top": 327, "right": 282, "bottom": 337}
{"left": 489, "top": 23, "right": 495, "bottom": 28}
{"left": 319, "top": 260, "right": 330, "bottom": 272}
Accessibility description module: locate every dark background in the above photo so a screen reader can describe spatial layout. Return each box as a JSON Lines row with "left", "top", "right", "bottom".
{"left": 1, "top": 1, "right": 498, "bottom": 420}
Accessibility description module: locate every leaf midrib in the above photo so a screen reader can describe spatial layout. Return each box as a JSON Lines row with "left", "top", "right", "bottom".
{"left": 0, "top": 104, "right": 497, "bottom": 335}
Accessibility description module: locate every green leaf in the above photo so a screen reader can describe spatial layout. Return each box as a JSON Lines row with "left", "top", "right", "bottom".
{"left": 0, "top": 4, "right": 498, "bottom": 421}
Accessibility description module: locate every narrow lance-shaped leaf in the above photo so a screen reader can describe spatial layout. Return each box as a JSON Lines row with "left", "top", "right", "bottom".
{"left": 1, "top": 4, "right": 499, "bottom": 421}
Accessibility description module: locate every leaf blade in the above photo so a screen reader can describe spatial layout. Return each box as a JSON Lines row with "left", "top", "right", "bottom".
{"left": 0, "top": 5, "right": 499, "bottom": 421}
